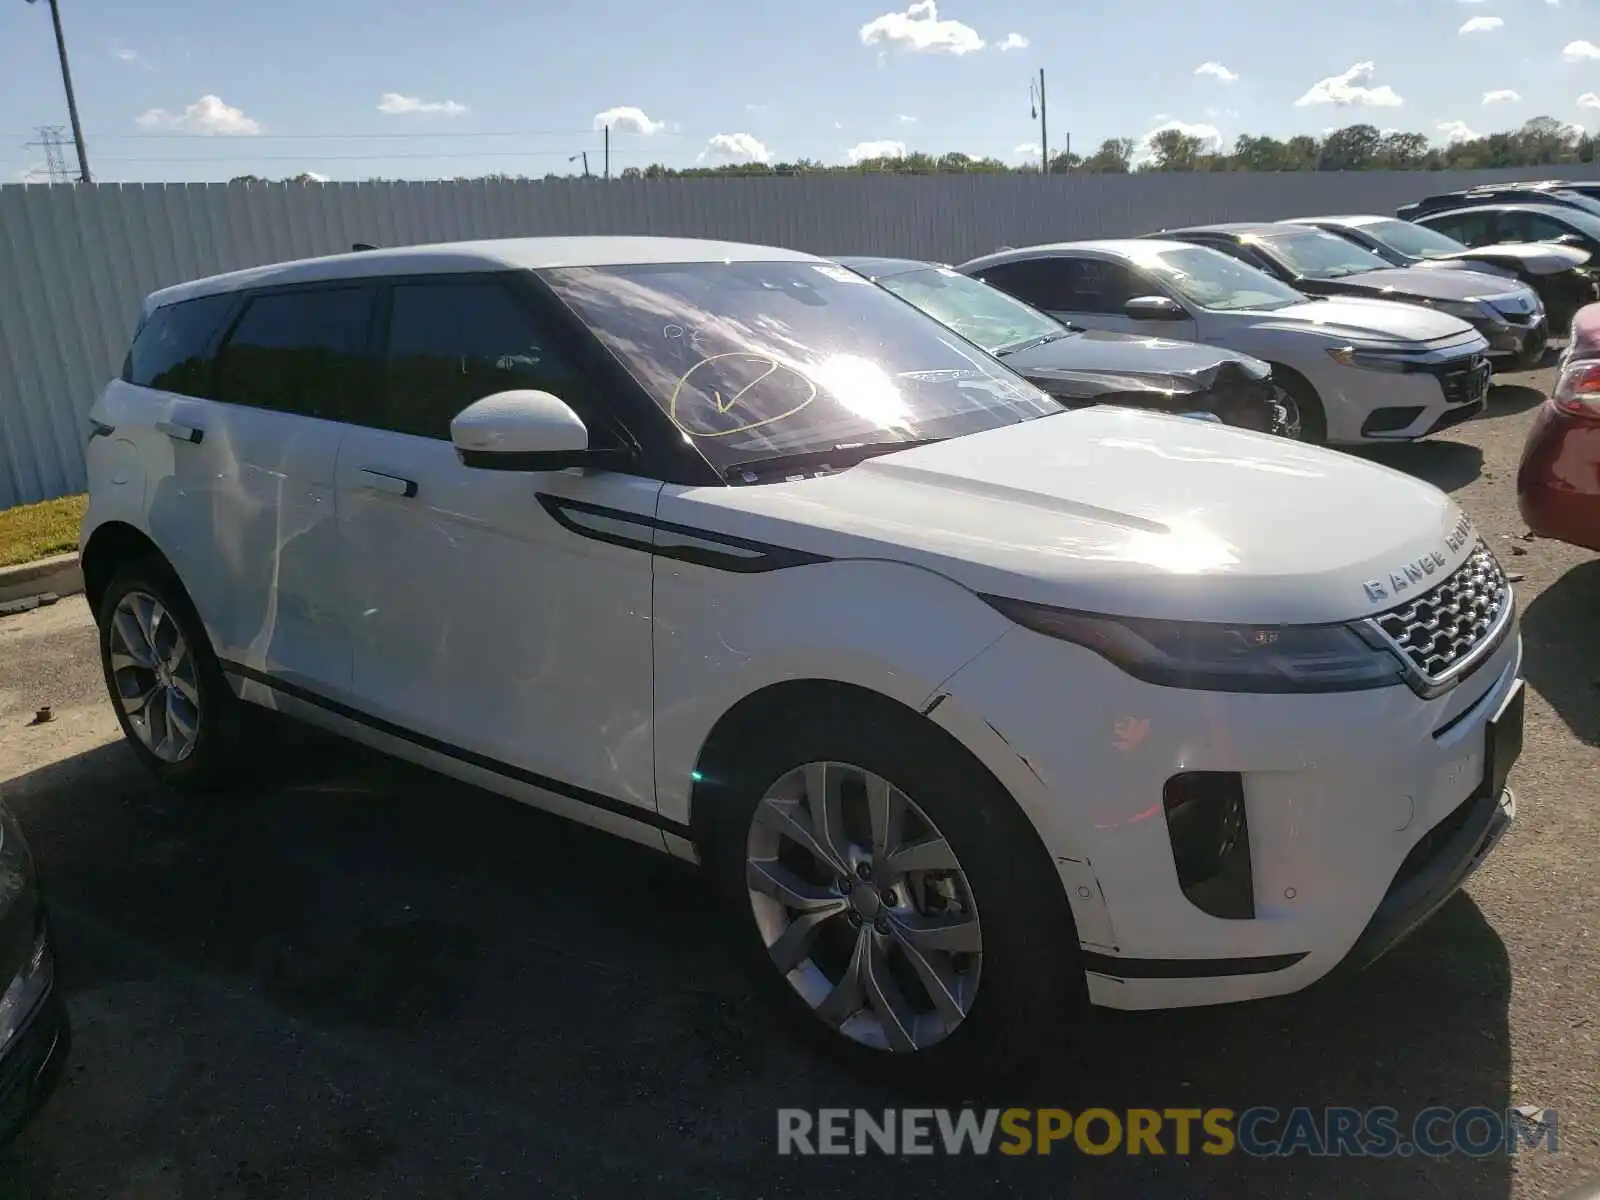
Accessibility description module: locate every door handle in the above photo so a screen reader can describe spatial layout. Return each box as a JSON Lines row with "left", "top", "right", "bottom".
{"left": 358, "top": 468, "right": 418, "bottom": 499}
{"left": 155, "top": 420, "right": 204, "bottom": 444}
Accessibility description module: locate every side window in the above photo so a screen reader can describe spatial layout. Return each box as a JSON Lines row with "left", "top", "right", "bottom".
{"left": 1430, "top": 210, "right": 1497, "bottom": 246}
{"left": 970, "top": 260, "right": 1074, "bottom": 311}
{"left": 1058, "top": 258, "right": 1144, "bottom": 314}
{"left": 214, "top": 287, "right": 375, "bottom": 422}
{"left": 122, "top": 293, "right": 235, "bottom": 398}
{"left": 377, "top": 279, "right": 582, "bottom": 439}
{"left": 1524, "top": 213, "right": 1576, "bottom": 244}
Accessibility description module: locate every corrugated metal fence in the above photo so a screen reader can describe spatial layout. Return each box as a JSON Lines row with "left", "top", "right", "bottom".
{"left": 3, "top": 163, "right": 1597, "bottom": 507}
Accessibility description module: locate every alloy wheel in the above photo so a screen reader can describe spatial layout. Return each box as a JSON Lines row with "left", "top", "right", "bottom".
{"left": 745, "top": 761, "right": 983, "bottom": 1053}
{"left": 107, "top": 590, "right": 201, "bottom": 763}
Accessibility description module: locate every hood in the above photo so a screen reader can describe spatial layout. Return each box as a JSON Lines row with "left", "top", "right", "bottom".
{"left": 1002, "top": 329, "right": 1269, "bottom": 400}
{"left": 684, "top": 407, "right": 1476, "bottom": 625}
{"left": 1316, "top": 265, "right": 1526, "bottom": 303}
{"left": 1424, "top": 242, "right": 1590, "bottom": 276}
{"left": 1243, "top": 296, "right": 1482, "bottom": 346}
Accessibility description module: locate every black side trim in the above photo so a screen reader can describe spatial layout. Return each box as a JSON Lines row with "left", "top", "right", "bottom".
{"left": 220, "top": 662, "right": 688, "bottom": 835}
{"left": 536, "top": 493, "right": 831, "bottom": 574}
{"left": 1081, "top": 950, "right": 1309, "bottom": 979}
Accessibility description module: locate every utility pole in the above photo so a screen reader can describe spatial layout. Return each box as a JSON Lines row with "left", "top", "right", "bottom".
{"left": 24, "top": 0, "right": 91, "bottom": 182}
{"left": 1029, "top": 69, "right": 1050, "bottom": 174}
{"left": 568, "top": 151, "right": 591, "bottom": 178}
{"left": 604, "top": 125, "right": 610, "bottom": 180}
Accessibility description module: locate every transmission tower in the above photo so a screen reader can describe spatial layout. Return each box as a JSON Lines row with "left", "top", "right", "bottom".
{"left": 25, "top": 125, "right": 73, "bottom": 183}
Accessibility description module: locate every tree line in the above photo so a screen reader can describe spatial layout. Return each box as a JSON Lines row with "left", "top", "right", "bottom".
{"left": 226, "top": 117, "right": 1600, "bottom": 184}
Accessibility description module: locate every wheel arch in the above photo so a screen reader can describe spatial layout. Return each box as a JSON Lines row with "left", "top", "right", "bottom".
{"left": 79, "top": 521, "right": 201, "bottom": 627}
{"left": 684, "top": 677, "right": 1069, "bottom": 877}
{"left": 1261, "top": 359, "right": 1328, "bottom": 442}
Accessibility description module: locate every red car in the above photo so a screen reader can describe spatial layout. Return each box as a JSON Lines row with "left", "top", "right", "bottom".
{"left": 1518, "top": 304, "right": 1600, "bottom": 550}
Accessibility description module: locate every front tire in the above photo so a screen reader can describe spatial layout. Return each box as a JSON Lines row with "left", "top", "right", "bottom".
{"left": 709, "top": 697, "right": 1084, "bottom": 1092}
{"left": 96, "top": 559, "right": 247, "bottom": 793}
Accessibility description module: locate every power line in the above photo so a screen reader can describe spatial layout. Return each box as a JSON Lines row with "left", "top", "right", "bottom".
{"left": 2, "top": 128, "right": 686, "bottom": 142}
{"left": 93, "top": 148, "right": 603, "bottom": 163}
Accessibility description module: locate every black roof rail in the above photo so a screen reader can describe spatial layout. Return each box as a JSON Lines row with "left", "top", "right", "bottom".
{"left": 351, "top": 242, "right": 378, "bottom": 252}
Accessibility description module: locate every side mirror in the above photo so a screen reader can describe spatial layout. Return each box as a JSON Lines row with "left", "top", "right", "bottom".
{"left": 1124, "top": 295, "right": 1187, "bottom": 321}
{"left": 451, "top": 390, "right": 614, "bottom": 472}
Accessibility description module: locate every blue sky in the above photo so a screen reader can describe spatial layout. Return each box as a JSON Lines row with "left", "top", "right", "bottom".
{"left": 5, "top": 0, "right": 1600, "bottom": 182}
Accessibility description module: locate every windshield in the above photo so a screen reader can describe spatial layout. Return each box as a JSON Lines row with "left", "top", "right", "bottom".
{"left": 1254, "top": 228, "right": 1392, "bottom": 279}
{"left": 871, "top": 265, "right": 1068, "bottom": 355}
{"left": 1130, "top": 244, "right": 1306, "bottom": 312}
{"left": 1359, "top": 218, "right": 1469, "bottom": 259}
{"left": 540, "top": 260, "right": 1061, "bottom": 475}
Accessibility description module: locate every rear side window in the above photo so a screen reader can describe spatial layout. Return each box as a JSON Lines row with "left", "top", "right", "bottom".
{"left": 214, "top": 286, "right": 375, "bottom": 422}
{"left": 122, "top": 293, "right": 235, "bottom": 397}
{"left": 376, "top": 279, "right": 581, "bottom": 439}
{"left": 970, "top": 259, "right": 1074, "bottom": 311}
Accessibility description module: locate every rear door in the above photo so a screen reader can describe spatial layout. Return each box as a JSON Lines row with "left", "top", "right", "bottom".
{"left": 143, "top": 283, "right": 372, "bottom": 697}
{"left": 332, "top": 273, "right": 662, "bottom": 823}
{"left": 977, "top": 254, "right": 1197, "bottom": 340}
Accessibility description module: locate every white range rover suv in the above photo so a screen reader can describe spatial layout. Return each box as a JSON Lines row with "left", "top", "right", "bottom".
{"left": 80, "top": 236, "right": 1525, "bottom": 1087}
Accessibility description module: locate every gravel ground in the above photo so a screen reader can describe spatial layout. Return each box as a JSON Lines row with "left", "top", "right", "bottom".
{"left": 0, "top": 365, "right": 1594, "bottom": 1199}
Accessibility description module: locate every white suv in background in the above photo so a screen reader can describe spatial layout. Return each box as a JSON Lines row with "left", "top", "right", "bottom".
{"left": 81, "top": 236, "right": 1524, "bottom": 1088}
{"left": 959, "top": 239, "right": 1493, "bottom": 444}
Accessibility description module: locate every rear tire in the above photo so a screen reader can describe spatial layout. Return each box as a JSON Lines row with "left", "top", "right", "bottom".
{"left": 96, "top": 559, "right": 248, "bottom": 794}
{"left": 709, "top": 695, "right": 1085, "bottom": 1093}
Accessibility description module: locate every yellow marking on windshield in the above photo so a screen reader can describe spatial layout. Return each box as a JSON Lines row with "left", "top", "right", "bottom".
{"left": 669, "top": 352, "right": 819, "bottom": 438}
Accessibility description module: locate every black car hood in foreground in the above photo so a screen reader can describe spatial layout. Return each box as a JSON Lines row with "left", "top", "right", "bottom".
{"left": 1002, "top": 328, "right": 1270, "bottom": 400}
{"left": 1303, "top": 264, "right": 1520, "bottom": 303}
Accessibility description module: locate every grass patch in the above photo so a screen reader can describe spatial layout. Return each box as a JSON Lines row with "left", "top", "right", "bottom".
{"left": 0, "top": 494, "right": 87, "bottom": 569}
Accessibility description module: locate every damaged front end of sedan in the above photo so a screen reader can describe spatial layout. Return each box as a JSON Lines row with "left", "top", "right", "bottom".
{"left": 1019, "top": 358, "right": 1302, "bottom": 440}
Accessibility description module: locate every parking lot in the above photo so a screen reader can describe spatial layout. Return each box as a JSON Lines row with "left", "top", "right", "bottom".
{"left": 0, "top": 361, "right": 1594, "bottom": 1199}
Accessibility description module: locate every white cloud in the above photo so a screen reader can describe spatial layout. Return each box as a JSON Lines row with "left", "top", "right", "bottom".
{"left": 1014, "top": 142, "right": 1041, "bottom": 158}
{"left": 135, "top": 94, "right": 263, "bottom": 135}
{"left": 1563, "top": 40, "right": 1600, "bottom": 62}
{"left": 1294, "top": 62, "right": 1404, "bottom": 107}
{"left": 303, "top": 171, "right": 330, "bottom": 182}
{"left": 833, "top": 120, "right": 844, "bottom": 129}
{"left": 1135, "top": 119, "right": 1224, "bottom": 164}
{"left": 896, "top": 113, "right": 918, "bottom": 124}
{"left": 859, "top": 2, "right": 984, "bottom": 55}
{"left": 1195, "top": 61, "right": 1239, "bottom": 83}
{"left": 1581, "top": 92, "right": 1600, "bottom": 108}
{"left": 997, "top": 32, "right": 1029, "bottom": 51}
{"left": 376, "top": 93, "right": 468, "bottom": 116}
{"left": 699, "top": 132, "right": 771, "bottom": 163}
{"left": 847, "top": 139, "right": 908, "bottom": 162}
{"left": 1483, "top": 88, "right": 1521, "bottom": 104}
{"left": 1437, "top": 119, "right": 1481, "bottom": 143}
{"left": 594, "top": 106, "right": 665, "bottom": 134}
{"left": 113, "top": 47, "right": 138, "bottom": 62}
{"left": 1459, "top": 16, "right": 1503, "bottom": 33}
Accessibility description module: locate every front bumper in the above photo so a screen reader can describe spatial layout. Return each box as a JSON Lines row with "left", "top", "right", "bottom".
{"left": 1477, "top": 313, "right": 1547, "bottom": 361}
{"left": 932, "top": 609, "right": 1524, "bottom": 1012}
{"left": 0, "top": 928, "right": 69, "bottom": 1150}
{"left": 1324, "top": 355, "right": 1491, "bottom": 443}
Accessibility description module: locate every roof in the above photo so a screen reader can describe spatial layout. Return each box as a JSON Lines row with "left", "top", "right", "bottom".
{"left": 957, "top": 238, "right": 1201, "bottom": 272}
{"left": 1417, "top": 201, "right": 1583, "bottom": 219}
{"left": 1287, "top": 214, "right": 1390, "bottom": 228}
{"left": 146, "top": 235, "right": 820, "bottom": 311}
{"left": 1153, "top": 222, "right": 1283, "bottom": 238}
{"left": 832, "top": 255, "right": 934, "bottom": 280}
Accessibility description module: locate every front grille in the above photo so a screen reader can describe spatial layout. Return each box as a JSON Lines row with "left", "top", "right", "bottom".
{"left": 1429, "top": 355, "right": 1491, "bottom": 405}
{"left": 1371, "top": 541, "right": 1510, "bottom": 683}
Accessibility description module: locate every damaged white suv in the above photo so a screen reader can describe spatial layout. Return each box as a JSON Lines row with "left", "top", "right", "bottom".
{"left": 80, "top": 236, "right": 1524, "bottom": 1087}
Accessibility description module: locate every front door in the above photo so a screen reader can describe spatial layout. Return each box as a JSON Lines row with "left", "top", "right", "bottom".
{"left": 333, "top": 274, "right": 661, "bottom": 818}
{"left": 973, "top": 255, "right": 1199, "bottom": 340}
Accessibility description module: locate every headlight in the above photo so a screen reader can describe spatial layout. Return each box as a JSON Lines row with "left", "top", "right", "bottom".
{"left": 981, "top": 598, "right": 1407, "bottom": 693}
{"left": 1429, "top": 298, "right": 1495, "bottom": 322}
{"left": 1326, "top": 345, "right": 1411, "bottom": 373}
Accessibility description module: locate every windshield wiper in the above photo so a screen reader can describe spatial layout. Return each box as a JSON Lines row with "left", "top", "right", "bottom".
{"left": 996, "top": 329, "right": 1076, "bottom": 356}
{"left": 724, "top": 438, "right": 943, "bottom": 481}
